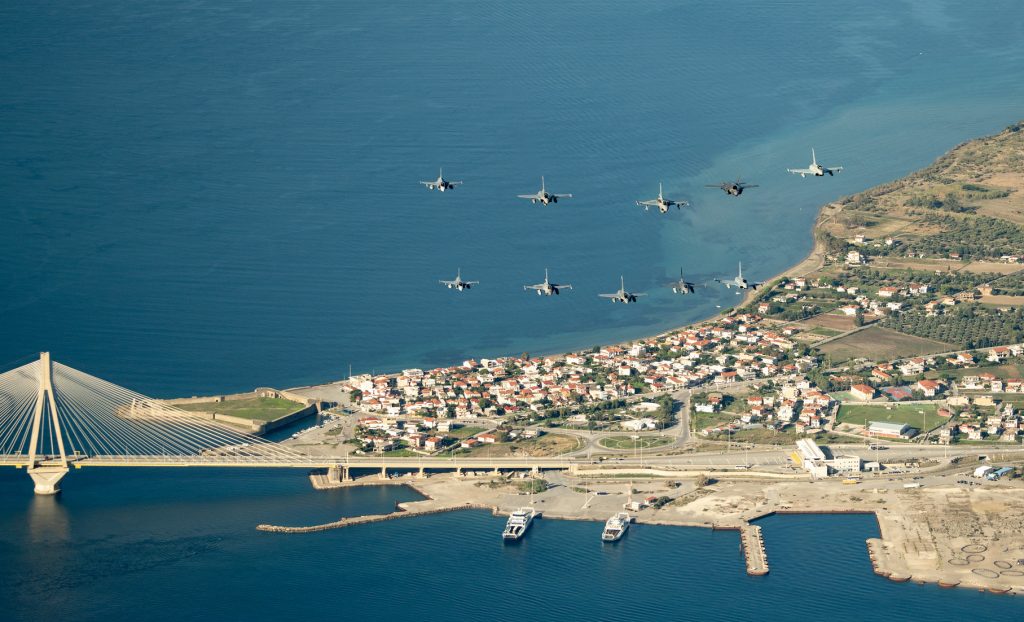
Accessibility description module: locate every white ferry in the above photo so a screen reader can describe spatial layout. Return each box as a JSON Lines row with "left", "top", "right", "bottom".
{"left": 502, "top": 507, "right": 537, "bottom": 541}
{"left": 601, "top": 512, "right": 631, "bottom": 542}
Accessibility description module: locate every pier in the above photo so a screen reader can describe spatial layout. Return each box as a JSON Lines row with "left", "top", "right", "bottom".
{"left": 740, "top": 524, "right": 769, "bottom": 575}
{"left": 256, "top": 501, "right": 495, "bottom": 533}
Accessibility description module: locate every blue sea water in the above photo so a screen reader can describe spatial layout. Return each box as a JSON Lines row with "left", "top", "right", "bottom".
{"left": 2, "top": 1, "right": 1024, "bottom": 618}
{"left": 0, "top": 469, "right": 1021, "bottom": 622}
{"left": 2, "top": 0, "right": 1023, "bottom": 396}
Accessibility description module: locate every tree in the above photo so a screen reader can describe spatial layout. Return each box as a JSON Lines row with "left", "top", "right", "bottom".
{"left": 854, "top": 310, "right": 864, "bottom": 327}
{"left": 349, "top": 389, "right": 362, "bottom": 401}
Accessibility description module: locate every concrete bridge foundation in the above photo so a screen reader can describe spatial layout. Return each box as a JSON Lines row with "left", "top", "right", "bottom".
{"left": 28, "top": 467, "right": 68, "bottom": 495}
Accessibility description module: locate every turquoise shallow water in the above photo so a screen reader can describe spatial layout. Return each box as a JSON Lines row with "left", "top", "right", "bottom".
{"left": 1, "top": 0, "right": 1023, "bottom": 395}
{"left": 0, "top": 469, "right": 1021, "bottom": 622}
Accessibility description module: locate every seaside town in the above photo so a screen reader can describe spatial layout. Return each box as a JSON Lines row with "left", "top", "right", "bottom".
{"left": 339, "top": 264, "right": 1024, "bottom": 461}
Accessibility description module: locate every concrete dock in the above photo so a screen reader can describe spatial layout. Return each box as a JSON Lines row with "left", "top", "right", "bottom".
{"left": 740, "top": 524, "right": 769, "bottom": 575}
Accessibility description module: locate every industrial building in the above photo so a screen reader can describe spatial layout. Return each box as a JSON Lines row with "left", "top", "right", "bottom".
{"left": 794, "top": 439, "right": 861, "bottom": 478}
{"left": 868, "top": 421, "right": 918, "bottom": 439}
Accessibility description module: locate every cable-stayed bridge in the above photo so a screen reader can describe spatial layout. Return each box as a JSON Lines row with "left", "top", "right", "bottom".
{"left": 0, "top": 353, "right": 338, "bottom": 493}
{"left": 0, "top": 353, "right": 579, "bottom": 494}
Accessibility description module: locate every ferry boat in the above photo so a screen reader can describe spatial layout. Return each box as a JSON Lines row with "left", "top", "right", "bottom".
{"left": 601, "top": 512, "right": 631, "bottom": 542}
{"left": 502, "top": 507, "right": 537, "bottom": 541}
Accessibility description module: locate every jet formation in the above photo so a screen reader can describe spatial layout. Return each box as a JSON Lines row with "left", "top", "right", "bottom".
{"left": 423, "top": 146, "right": 844, "bottom": 302}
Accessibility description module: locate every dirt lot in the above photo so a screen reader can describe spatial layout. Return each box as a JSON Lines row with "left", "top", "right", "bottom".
{"left": 463, "top": 433, "right": 581, "bottom": 457}
{"left": 867, "top": 257, "right": 1024, "bottom": 275}
{"left": 979, "top": 293, "right": 1024, "bottom": 307}
{"left": 973, "top": 171, "right": 1024, "bottom": 224}
{"left": 800, "top": 313, "right": 857, "bottom": 332}
{"left": 817, "top": 326, "right": 953, "bottom": 363}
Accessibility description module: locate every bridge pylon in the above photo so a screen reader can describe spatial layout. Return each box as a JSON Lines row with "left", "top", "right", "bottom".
{"left": 26, "top": 352, "right": 69, "bottom": 495}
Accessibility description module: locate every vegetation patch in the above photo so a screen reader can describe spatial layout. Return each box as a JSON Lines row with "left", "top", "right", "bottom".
{"left": 448, "top": 426, "right": 488, "bottom": 440}
{"left": 174, "top": 397, "right": 302, "bottom": 421}
{"left": 836, "top": 403, "right": 942, "bottom": 429}
{"left": 882, "top": 304, "right": 1024, "bottom": 349}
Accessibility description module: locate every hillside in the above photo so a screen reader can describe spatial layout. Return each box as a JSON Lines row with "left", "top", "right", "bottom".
{"left": 821, "top": 121, "right": 1024, "bottom": 266}
{"left": 746, "top": 122, "right": 1024, "bottom": 357}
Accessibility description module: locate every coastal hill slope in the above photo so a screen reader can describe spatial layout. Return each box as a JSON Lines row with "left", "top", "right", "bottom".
{"left": 748, "top": 122, "right": 1024, "bottom": 360}
{"left": 824, "top": 121, "right": 1024, "bottom": 264}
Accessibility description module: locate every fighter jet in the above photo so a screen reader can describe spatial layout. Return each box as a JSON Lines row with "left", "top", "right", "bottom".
{"left": 599, "top": 276, "right": 646, "bottom": 304}
{"left": 635, "top": 182, "right": 689, "bottom": 213}
{"left": 715, "top": 262, "right": 760, "bottom": 291}
{"left": 518, "top": 176, "right": 572, "bottom": 205}
{"left": 668, "top": 269, "right": 698, "bottom": 295}
{"left": 439, "top": 269, "right": 479, "bottom": 291}
{"left": 706, "top": 178, "right": 758, "bottom": 196}
{"left": 787, "top": 148, "right": 843, "bottom": 177}
{"left": 523, "top": 269, "right": 572, "bottom": 296}
{"left": 420, "top": 168, "right": 463, "bottom": 191}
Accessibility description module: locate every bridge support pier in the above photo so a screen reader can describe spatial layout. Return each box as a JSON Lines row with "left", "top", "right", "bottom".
{"left": 327, "top": 465, "right": 342, "bottom": 484}
{"left": 454, "top": 467, "right": 463, "bottom": 478}
{"left": 492, "top": 467, "right": 500, "bottom": 476}
{"left": 28, "top": 467, "right": 68, "bottom": 495}
{"left": 418, "top": 467, "right": 425, "bottom": 478}
{"left": 531, "top": 466, "right": 540, "bottom": 476}
{"left": 379, "top": 466, "right": 388, "bottom": 480}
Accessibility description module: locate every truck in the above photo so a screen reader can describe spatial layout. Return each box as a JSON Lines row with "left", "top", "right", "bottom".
{"left": 974, "top": 465, "right": 995, "bottom": 478}
{"left": 987, "top": 467, "right": 1014, "bottom": 481}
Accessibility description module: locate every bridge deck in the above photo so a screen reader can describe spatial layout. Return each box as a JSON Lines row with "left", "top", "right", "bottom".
{"left": 0, "top": 454, "right": 582, "bottom": 469}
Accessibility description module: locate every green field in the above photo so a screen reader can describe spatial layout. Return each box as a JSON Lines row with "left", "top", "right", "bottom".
{"left": 598, "top": 435, "right": 673, "bottom": 450}
{"left": 693, "top": 411, "right": 738, "bottom": 431}
{"left": 809, "top": 326, "right": 843, "bottom": 337}
{"left": 382, "top": 448, "right": 421, "bottom": 457}
{"left": 447, "top": 425, "right": 488, "bottom": 440}
{"left": 836, "top": 403, "right": 943, "bottom": 430}
{"left": 174, "top": 397, "right": 302, "bottom": 421}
